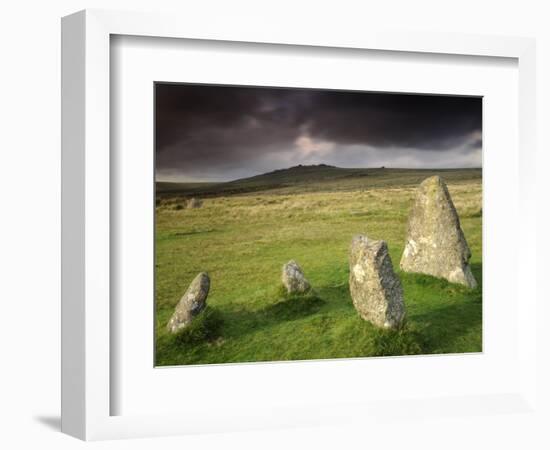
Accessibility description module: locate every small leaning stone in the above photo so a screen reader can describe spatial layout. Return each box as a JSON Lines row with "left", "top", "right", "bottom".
{"left": 167, "top": 272, "right": 210, "bottom": 333}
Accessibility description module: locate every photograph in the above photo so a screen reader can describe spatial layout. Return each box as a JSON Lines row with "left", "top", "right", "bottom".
{"left": 154, "top": 83, "right": 482, "bottom": 366}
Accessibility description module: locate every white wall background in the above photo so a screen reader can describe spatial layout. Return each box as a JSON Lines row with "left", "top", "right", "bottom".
{"left": 0, "top": 1, "right": 548, "bottom": 449}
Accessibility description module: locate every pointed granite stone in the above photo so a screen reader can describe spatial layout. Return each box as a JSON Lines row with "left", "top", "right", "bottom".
{"left": 400, "top": 176, "right": 477, "bottom": 288}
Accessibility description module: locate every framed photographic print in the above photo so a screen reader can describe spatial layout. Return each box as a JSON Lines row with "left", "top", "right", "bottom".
{"left": 62, "top": 9, "right": 539, "bottom": 441}
{"left": 153, "top": 83, "right": 483, "bottom": 367}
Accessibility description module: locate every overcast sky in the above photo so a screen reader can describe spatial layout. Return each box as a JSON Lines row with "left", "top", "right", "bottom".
{"left": 155, "top": 83, "right": 482, "bottom": 182}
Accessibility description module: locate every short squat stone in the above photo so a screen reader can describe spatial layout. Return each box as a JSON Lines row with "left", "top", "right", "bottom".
{"left": 282, "top": 260, "right": 311, "bottom": 294}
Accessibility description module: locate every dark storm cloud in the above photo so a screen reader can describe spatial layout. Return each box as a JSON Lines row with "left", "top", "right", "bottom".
{"left": 155, "top": 83, "right": 481, "bottom": 181}
{"left": 306, "top": 92, "right": 481, "bottom": 150}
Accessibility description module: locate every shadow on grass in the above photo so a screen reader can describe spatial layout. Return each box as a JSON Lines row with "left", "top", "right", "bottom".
{"left": 172, "top": 307, "right": 224, "bottom": 345}
{"left": 157, "top": 264, "right": 483, "bottom": 364}
{"left": 261, "top": 293, "right": 325, "bottom": 321}
{"left": 315, "top": 283, "right": 352, "bottom": 309}
{"left": 170, "top": 228, "right": 218, "bottom": 238}
{"left": 221, "top": 290, "right": 326, "bottom": 338}
{"left": 155, "top": 295, "right": 325, "bottom": 366}
{"left": 470, "top": 262, "right": 483, "bottom": 301}
{"left": 162, "top": 289, "right": 327, "bottom": 352}
{"left": 384, "top": 263, "right": 483, "bottom": 355}
{"left": 408, "top": 292, "right": 482, "bottom": 354}
{"left": 399, "top": 262, "right": 482, "bottom": 301}
{"left": 411, "top": 302, "right": 482, "bottom": 353}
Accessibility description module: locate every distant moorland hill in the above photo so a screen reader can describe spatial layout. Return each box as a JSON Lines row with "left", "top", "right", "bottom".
{"left": 156, "top": 164, "right": 482, "bottom": 198}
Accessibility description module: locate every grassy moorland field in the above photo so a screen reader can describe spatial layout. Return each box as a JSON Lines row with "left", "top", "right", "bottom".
{"left": 155, "top": 166, "right": 482, "bottom": 366}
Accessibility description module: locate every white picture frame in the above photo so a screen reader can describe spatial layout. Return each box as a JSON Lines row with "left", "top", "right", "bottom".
{"left": 61, "top": 9, "right": 538, "bottom": 441}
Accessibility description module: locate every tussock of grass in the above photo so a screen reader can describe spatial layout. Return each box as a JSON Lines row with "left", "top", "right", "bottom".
{"left": 369, "top": 324, "right": 427, "bottom": 357}
{"left": 173, "top": 307, "right": 224, "bottom": 345}
{"left": 275, "top": 284, "right": 315, "bottom": 299}
{"left": 268, "top": 287, "right": 325, "bottom": 320}
{"left": 466, "top": 208, "right": 482, "bottom": 218}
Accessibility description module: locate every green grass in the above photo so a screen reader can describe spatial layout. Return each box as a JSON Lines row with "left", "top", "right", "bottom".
{"left": 171, "top": 307, "right": 224, "bottom": 345}
{"left": 155, "top": 168, "right": 482, "bottom": 366}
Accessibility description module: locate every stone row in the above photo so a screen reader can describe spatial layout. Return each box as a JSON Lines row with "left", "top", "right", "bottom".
{"left": 166, "top": 176, "right": 477, "bottom": 333}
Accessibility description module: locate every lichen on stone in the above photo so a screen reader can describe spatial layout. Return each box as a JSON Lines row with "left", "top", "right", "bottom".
{"left": 167, "top": 272, "right": 210, "bottom": 333}
{"left": 281, "top": 260, "right": 311, "bottom": 294}
{"left": 400, "top": 176, "right": 477, "bottom": 288}
{"left": 349, "top": 235, "right": 406, "bottom": 330}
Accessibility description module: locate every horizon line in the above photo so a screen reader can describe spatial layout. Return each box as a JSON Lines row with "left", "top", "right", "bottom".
{"left": 156, "top": 165, "right": 483, "bottom": 184}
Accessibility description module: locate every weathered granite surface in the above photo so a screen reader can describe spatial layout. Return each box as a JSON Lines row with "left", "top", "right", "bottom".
{"left": 349, "top": 235, "right": 406, "bottom": 329}
{"left": 400, "top": 176, "right": 477, "bottom": 288}
{"left": 282, "top": 260, "right": 311, "bottom": 294}
{"left": 167, "top": 272, "right": 210, "bottom": 333}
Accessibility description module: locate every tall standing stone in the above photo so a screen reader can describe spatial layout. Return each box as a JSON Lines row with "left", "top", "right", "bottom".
{"left": 282, "top": 260, "right": 311, "bottom": 294}
{"left": 167, "top": 272, "right": 210, "bottom": 333}
{"left": 349, "top": 235, "right": 406, "bottom": 329}
{"left": 400, "top": 176, "right": 477, "bottom": 288}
